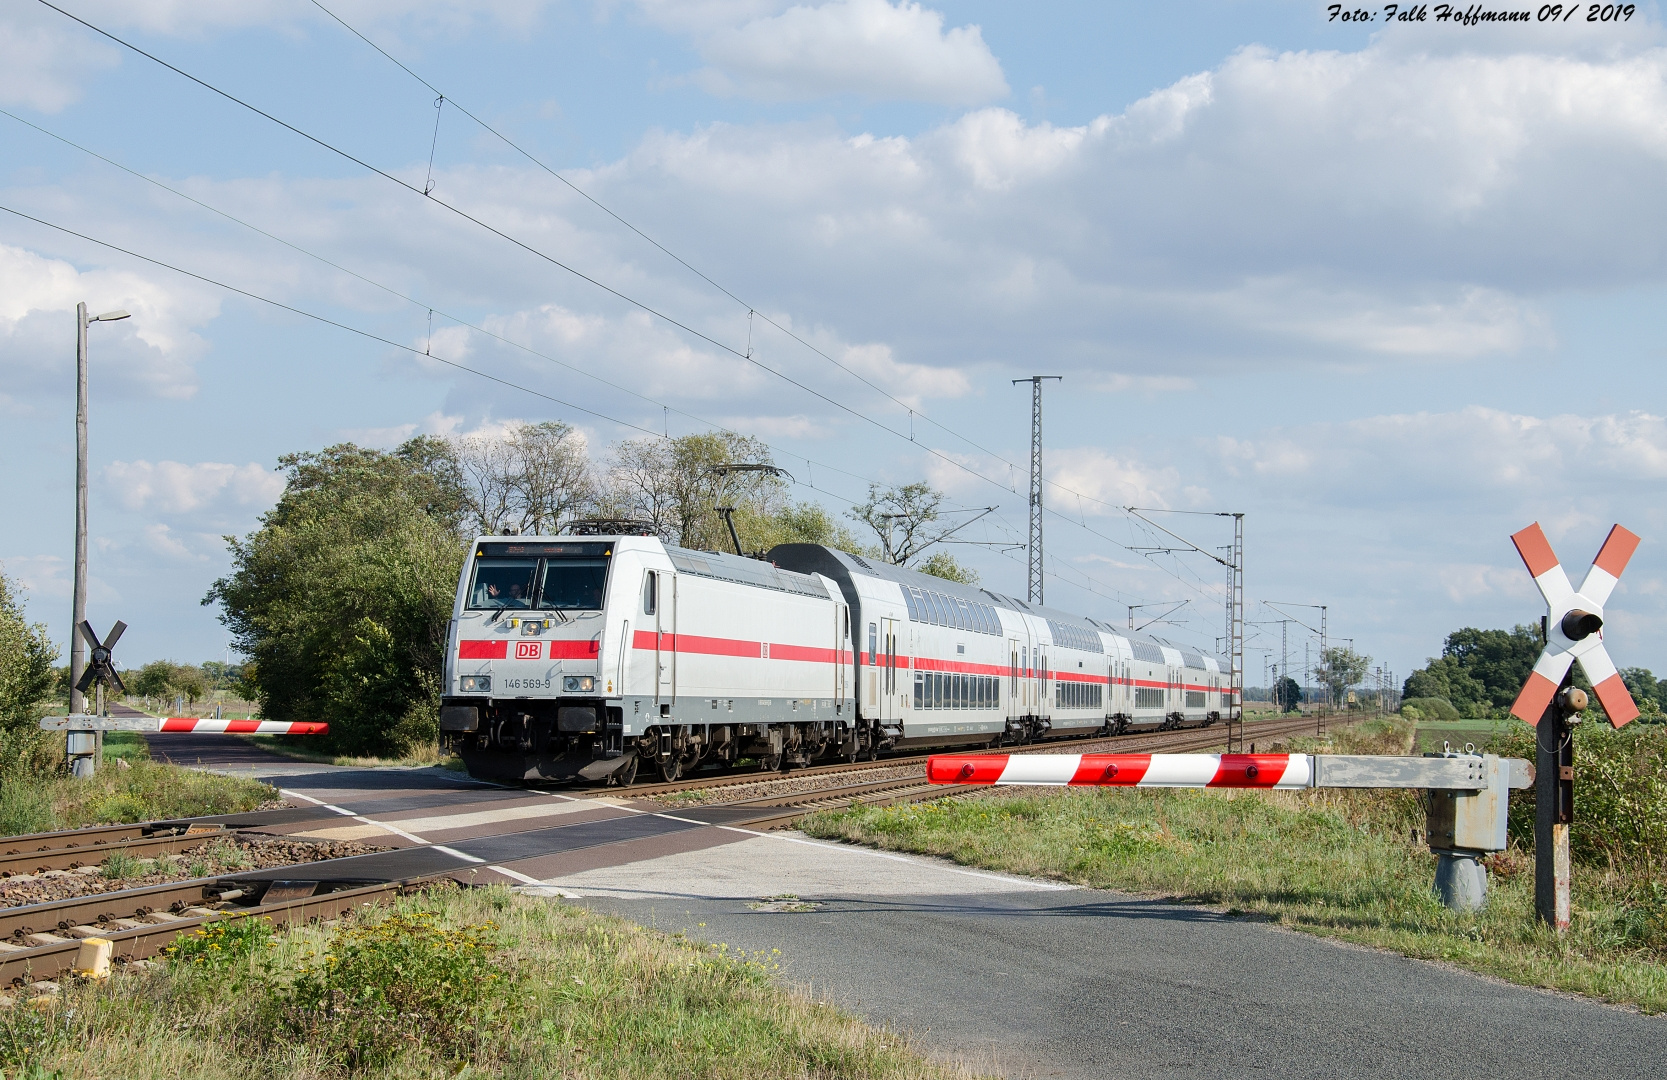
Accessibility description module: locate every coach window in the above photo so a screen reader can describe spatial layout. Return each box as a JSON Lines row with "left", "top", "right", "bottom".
{"left": 642, "top": 571, "right": 657, "bottom": 615}
{"left": 868, "top": 623, "right": 878, "bottom": 665}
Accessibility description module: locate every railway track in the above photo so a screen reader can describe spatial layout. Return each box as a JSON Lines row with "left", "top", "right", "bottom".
{"left": 0, "top": 875, "right": 442, "bottom": 987}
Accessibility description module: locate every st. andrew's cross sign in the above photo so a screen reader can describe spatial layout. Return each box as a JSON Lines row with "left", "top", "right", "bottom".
{"left": 1508, "top": 522, "right": 1639, "bottom": 728}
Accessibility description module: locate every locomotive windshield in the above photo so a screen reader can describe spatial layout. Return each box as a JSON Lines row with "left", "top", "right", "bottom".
{"left": 466, "top": 555, "right": 610, "bottom": 611}
{"left": 468, "top": 558, "right": 537, "bottom": 609}
{"left": 535, "top": 558, "right": 608, "bottom": 610}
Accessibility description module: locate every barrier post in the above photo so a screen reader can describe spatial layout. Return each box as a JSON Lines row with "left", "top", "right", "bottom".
{"left": 1534, "top": 678, "right": 1580, "bottom": 930}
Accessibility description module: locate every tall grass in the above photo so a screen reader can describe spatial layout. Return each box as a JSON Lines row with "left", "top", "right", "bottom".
{"left": 25, "top": 886, "right": 976, "bottom": 1080}
{"left": 0, "top": 758, "right": 274, "bottom": 838}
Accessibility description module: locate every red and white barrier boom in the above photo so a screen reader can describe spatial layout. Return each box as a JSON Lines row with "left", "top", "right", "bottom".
{"left": 928, "top": 751, "right": 1531, "bottom": 912}
{"left": 42, "top": 715, "right": 327, "bottom": 736}
{"left": 927, "top": 752, "right": 1524, "bottom": 792}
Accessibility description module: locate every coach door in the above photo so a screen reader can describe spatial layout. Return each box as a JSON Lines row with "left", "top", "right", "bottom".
{"left": 881, "top": 617, "right": 901, "bottom": 723}
{"left": 834, "top": 604, "right": 849, "bottom": 713}
{"left": 654, "top": 572, "right": 676, "bottom": 705}
{"left": 1038, "top": 646, "right": 1050, "bottom": 719}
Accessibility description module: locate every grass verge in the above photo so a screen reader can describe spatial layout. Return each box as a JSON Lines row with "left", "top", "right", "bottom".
{"left": 0, "top": 758, "right": 275, "bottom": 837}
{"left": 13, "top": 884, "right": 976, "bottom": 1080}
{"left": 802, "top": 717, "right": 1667, "bottom": 1014}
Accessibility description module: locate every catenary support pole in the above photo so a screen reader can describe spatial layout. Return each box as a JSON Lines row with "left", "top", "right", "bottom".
{"left": 1012, "top": 376, "right": 1060, "bottom": 605}
{"left": 70, "top": 302, "right": 89, "bottom": 718}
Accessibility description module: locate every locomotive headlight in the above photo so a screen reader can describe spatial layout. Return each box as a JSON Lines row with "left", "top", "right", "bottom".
{"left": 563, "top": 676, "right": 595, "bottom": 693}
{"left": 460, "top": 675, "right": 491, "bottom": 693}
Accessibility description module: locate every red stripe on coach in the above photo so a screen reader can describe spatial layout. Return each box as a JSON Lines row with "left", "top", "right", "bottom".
{"left": 458, "top": 640, "right": 507, "bottom": 659}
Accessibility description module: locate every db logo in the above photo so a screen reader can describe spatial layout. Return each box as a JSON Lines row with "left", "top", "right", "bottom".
{"left": 515, "top": 641, "right": 541, "bottom": 660}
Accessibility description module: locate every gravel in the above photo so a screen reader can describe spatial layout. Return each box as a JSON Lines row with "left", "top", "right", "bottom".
{"left": 0, "top": 835, "right": 391, "bottom": 909}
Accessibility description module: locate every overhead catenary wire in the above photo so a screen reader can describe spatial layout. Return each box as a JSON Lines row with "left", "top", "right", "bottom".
{"left": 302, "top": 0, "right": 1180, "bottom": 534}
{"left": 31, "top": 0, "right": 1224, "bottom": 613}
{"left": 9, "top": 188, "right": 1211, "bottom": 641}
{"left": 0, "top": 105, "right": 894, "bottom": 509}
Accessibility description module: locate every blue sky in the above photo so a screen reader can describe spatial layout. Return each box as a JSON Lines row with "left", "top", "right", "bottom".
{"left": 4, "top": 0, "right": 1667, "bottom": 689}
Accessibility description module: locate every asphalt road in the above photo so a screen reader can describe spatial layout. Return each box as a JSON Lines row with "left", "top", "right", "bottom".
{"left": 567, "top": 840, "right": 1667, "bottom": 1080}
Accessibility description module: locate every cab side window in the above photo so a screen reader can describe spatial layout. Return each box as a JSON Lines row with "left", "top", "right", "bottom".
{"left": 642, "top": 571, "right": 657, "bottom": 615}
{"left": 868, "top": 623, "right": 878, "bottom": 665}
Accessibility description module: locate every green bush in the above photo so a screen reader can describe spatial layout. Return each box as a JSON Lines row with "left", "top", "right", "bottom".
{"left": 166, "top": 915, "right": 275, "bottom": 973}
{"left": 1401, "top": 696, "right": 1460, "bottom": 722}
{"left": 269, "top": 909, "right": 512, "bottom": 1069}
{"left": 0, "top": 568, "right": 61, "bottom": 789}
{"left": 1490, "top": 721, "right": 1667, "bottom": 872}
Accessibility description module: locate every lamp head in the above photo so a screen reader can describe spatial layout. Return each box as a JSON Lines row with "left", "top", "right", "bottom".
{"left": 92, "top": 309, "right": 130, "bottom": 322}
{"left": 1560, "top": 609, "right": 1603, "bottom": 641}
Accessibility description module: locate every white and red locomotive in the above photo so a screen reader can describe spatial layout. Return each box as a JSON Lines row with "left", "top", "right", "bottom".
{"left": 439, "top": 536, "right": 1231, "bottom": 784}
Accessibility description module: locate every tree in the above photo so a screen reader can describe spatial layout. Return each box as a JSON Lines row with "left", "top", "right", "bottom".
{"left": 848, "top": 482, "right": 978, "bottom": 583}
{"left": 602, "top": 432, "right": 786, "bottom": 552}
{"left": 457, "top": 421, "right": 596, "bottom": 535}
{"left": 132, "top": 661, "right": 177, "bottom": 699}
{"left": 1272, "top": 675, "right": 1303, "bottom": 713}
{"left": 1619, "top": 667, "right": 1661, "bottom": 714}
{"left": 0, "top": 568, "right": 60, "bottom": 776}
{"left": 1401, "top": 625, "right": 1541, "bottom": 716}
{"left": 206, "top": 439, "right": 468, "bottom": 756}
{"left": 1314, "top": 646, "right": 1370, "bottom": 710}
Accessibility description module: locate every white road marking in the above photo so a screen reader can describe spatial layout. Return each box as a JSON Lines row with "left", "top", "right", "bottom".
{"left": 386, "top": 798, "right": 627, "bottom": 836}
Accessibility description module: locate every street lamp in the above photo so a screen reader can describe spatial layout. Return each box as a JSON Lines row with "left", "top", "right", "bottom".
{"left": 69, "top": 304, "right": 130, "bottom": 717}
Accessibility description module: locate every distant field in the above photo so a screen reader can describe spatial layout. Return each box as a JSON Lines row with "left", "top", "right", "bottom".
{"left": 1412, "top": 716, "right": 1514, "bottom": 754}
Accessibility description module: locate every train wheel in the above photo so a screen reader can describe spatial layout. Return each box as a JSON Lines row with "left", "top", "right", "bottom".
{"left": 607, "top": 754, "right": 639, "bottom": 787}
{"left": 657, "top": 756, "right": 682, "bottom": 783}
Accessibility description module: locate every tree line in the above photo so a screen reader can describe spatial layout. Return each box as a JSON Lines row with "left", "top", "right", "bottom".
{"left": 207, "top": 425, "right": 978, "bottom": 757}
{"left": 1402, "top": 624, "right": 1666, "bottom": 722}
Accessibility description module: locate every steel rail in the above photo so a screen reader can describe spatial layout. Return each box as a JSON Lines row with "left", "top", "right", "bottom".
{"left": 0, "top": 821, "right": 225, "bottom": 857}
{"left": 0, "top": 831, "right": 237, "bottom": 878}
{"left": 0, "top": 875, "right": 444, "bottom": 987}
{"left": 0, "top": 877, "right": 239, "bottom": 943}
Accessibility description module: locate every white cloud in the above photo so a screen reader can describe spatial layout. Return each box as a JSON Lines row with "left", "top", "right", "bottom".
{"left": 1218, "top": 407, "right": 1667, "bottom": 502}
{"left": 0, "top": 243, "right": 217, "bottom": 407}
{"left": 1046, "top": 447, "right": 1183, "bottom": 515}
{"left": 690, "top": 0, "right": 1007, "bottom": 104}
{"left": 103, "top": 460, "right": 284, "bottom": 515}
{"left": 0, "top": 12, "right": 119, "bottom": 111}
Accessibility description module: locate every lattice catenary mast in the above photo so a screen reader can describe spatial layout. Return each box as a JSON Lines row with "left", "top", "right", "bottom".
{"left": 1013, "top": 376, "right": 1060, "bottom": 605}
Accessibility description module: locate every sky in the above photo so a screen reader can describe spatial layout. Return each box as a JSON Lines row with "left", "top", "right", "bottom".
{"left": 4, "top": 0, "right": 1667, "bottom": 690}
